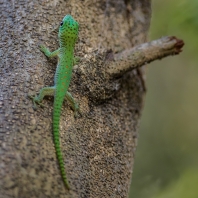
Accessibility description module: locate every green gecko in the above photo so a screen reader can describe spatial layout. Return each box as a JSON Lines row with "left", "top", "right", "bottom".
{"left": 29, "top": 15, "right": 79, "bottom": 189}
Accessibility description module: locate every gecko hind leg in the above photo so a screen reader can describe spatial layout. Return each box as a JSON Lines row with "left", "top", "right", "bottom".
{"left": 65, "top": 91, "right": 80, "bottom": 117}
{"left": 29, "top": 87, "right": 55, "bottom": 109}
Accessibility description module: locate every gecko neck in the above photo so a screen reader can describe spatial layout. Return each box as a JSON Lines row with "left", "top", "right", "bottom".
{"left": 59, "top": 34, "right": 77, "bottom": 49}
{"left": 60, "top": 41, "right": 75, "bottom": 54}
{"left": 60, "top": 44, "right": 75, "bottom": 57}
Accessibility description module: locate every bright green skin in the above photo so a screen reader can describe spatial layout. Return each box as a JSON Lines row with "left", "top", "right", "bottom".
{"left": 30, "top": 15, "right": 79, "bottom": 189}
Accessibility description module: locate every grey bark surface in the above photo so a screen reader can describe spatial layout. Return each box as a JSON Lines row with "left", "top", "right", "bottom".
{"left": 0, "top": 0, "right": 151, "bottom": 197}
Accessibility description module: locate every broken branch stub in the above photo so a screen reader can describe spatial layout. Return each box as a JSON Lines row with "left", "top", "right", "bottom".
{"left": 106, "top": 36, "right": 184, "bottom": 78}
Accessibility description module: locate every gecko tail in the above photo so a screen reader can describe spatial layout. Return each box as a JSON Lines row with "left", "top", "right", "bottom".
{"left": 53, "top": 100, "right": 70, "bottom": 190}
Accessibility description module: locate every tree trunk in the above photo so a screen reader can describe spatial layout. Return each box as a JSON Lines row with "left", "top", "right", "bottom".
{"left": 0, "top": 1, "right": 183, "bottom": 198}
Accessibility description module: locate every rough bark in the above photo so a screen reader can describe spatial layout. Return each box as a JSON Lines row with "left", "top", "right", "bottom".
{"left": 0, "top": 1, "right": 183, "bottom": 198}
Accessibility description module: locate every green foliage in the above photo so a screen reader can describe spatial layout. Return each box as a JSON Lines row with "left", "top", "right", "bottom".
{"left": 153, "top": 168, "right": 198, "bottom": 198}
{"left": 151, "top": 0, "right": 198, "bottom": 54}
{"left": 129, "top": 0, "right": 198, "bottom": 197}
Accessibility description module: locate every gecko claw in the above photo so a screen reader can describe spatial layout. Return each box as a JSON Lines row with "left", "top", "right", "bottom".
{"left": 74, "top": 107, "right": 82, "bottom": 118}
{"left": 39, "top": 45, "right": 46, "bottom": 53}
{"left": 28, "top": 94, "right": 46, "bottom": 110}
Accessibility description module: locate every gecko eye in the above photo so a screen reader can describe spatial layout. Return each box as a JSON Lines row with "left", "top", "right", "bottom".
{"left": 60, "top": 21, "right": 63, "bottom": 26}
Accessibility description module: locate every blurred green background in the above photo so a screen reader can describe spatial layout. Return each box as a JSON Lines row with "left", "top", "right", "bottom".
{"left": 129, "top": 0, "right": 198, "bottom": 198}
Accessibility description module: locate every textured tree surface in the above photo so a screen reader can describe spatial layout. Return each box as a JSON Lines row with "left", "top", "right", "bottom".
{"left": 0, "top": 0, "right": 151, "bottom": 197}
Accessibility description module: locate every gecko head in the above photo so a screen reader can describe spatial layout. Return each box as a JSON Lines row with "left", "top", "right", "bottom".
{"left": 58, "top": 15, "right": 79, "bottom": 42}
